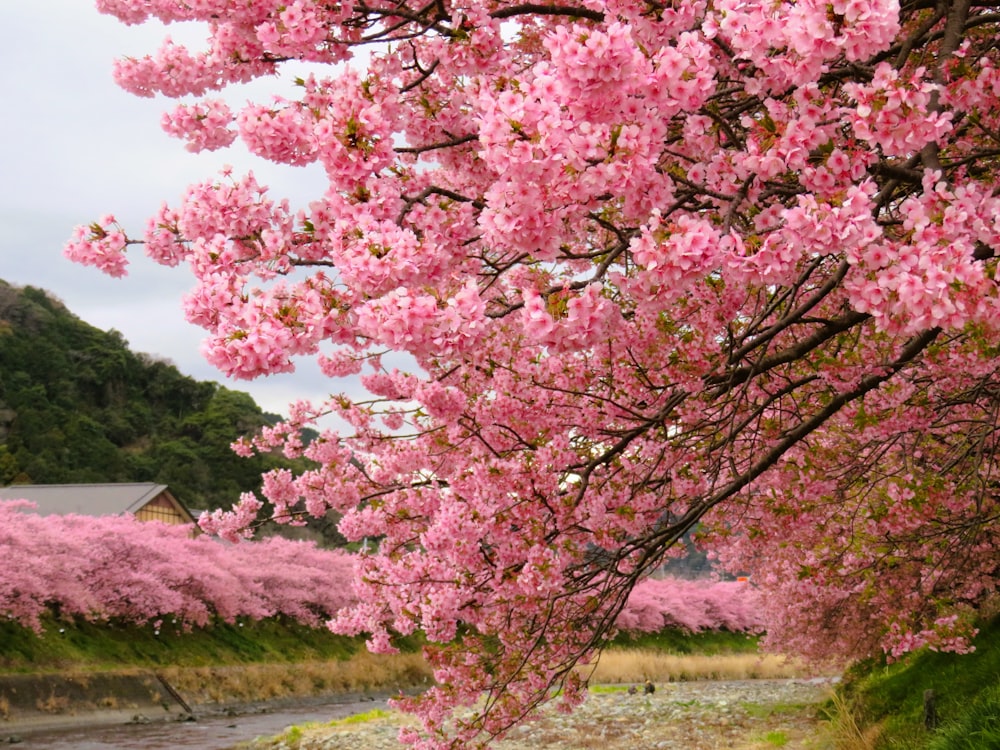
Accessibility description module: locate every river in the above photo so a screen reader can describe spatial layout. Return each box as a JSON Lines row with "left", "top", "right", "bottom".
{"left": 8, "top": 696, "right": 388, "bottom": 750}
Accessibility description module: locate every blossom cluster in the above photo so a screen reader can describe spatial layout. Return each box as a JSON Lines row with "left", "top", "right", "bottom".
{"left": 161, "top": 99, "right": 237, "bottom": 152}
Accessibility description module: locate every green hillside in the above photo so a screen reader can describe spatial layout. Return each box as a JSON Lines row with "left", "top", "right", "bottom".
{"left": 0, "top": 281, "right": 296, "bottom": 513}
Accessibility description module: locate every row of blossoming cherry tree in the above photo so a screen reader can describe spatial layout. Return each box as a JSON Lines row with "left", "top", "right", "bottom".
{"left": 0, "top": 501, "right": 760, "bottom": 637}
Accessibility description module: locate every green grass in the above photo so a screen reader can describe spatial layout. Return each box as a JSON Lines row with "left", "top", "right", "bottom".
{"left": 283, "top": 726, "right": 304, "bottom": 743}
{"left": 330, "top": 708, "right": 391, "bottom": 725}
{"left": 588, "top": 684, "right": 631, "bottom": 694}
{"left": 742, "top": 701, "right": 811, "bottom": 719}
{"left": 252, "top": 709, "right": 393, "bottom": 750}
{"left": 608, "top": 628, "right": 761, "bottom": 655}
{"left": 833, "top": 613, "right": 1000, "bottom": 750}
{"left": 0, "top": 617, "right": 367, "bottom": 673}
{"left": 926, "top": 682, "right": 1000, "bottom": 750}
{"left": 763, "top": 729, "right": 789, "bottom": 746}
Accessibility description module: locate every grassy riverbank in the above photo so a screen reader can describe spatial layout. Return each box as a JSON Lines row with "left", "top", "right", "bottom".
{"left": 0, "top": 618, "right": 787, "bottom": 709}
{"left": 0, "top": 617, "right": 765, "bottom": 676}
{"left": 0, "top": 618, "right": 433, "bottom": 708}
{"left": 827, "top": 613, "right": 1000, "bottom": 750}
{"left": 0, "top": 618, "right": 365, "bottom": 672}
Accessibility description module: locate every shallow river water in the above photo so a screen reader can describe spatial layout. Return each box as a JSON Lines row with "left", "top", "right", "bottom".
{"left": 8, "top": 697, "right": 386, "bottom": 750}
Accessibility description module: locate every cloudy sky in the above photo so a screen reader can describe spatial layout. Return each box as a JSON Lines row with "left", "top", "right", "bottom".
{"left": 1, "top": 3, "right": 340, "bottom": 417}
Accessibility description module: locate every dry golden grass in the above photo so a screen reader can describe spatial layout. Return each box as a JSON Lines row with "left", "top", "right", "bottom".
{"left": 161, "top": 646, "right": 817, "bottom": 709}
{"left": 584, "top": 649, "right": 810, "bottom": 684}
{"left": 35, "top": 690, "right": 70, "bottom": 714}
{"left": 816, "top": 690, "right": 883, "bottom": 750}
{"left": 160, "top": 650, "right": 432, "bottom": 706}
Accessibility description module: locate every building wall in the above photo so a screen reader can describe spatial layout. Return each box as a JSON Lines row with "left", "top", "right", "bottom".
{"left": 134, "top": 494, "right": 188, "bottom": 525}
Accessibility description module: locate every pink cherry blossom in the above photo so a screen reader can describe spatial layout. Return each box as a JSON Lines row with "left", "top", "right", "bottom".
{"left": 161, "top": 99, "right": 237, "bottom": 152}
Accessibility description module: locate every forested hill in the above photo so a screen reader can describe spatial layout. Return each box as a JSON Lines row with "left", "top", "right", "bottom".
{"left": 0, "top": 280, "right": 292, "bottom": 512}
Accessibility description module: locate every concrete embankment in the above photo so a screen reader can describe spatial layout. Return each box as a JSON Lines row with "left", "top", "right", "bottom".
{"left": 0, "top": 670, "right": 195, "bottom": 734}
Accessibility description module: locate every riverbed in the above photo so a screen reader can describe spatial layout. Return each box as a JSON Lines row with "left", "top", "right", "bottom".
{"left": 8, "top": 678, "right": 836, "bottom": 750}
{"left": 241, "top": 678, "right": 837, "bottom": 750}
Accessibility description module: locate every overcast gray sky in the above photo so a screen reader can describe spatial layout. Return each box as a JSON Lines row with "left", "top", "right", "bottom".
{"left": 1, "top": 3, "right": 342, "bottom": 417}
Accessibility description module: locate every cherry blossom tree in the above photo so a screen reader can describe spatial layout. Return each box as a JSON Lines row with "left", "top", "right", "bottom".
{"left": 0, "top": 501, "right": 356, "bottom": 630}
{"left": 67, "top": 0, "right": 1000, "bottom": 746}
{"left": 0, "top": 498, "right": 755, "bottom": 636}
{"left": 615, "top": 577, "right": 762, "bottom": 635}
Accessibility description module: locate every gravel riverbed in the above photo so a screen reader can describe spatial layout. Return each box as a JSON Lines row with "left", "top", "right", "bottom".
{"left": 242, "top": 678, "right": 837, "bottom": 750}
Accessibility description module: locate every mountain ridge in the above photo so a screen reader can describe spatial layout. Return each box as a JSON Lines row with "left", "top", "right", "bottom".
{"left": 0, "top": 280, "right": 290, "bottom": 513}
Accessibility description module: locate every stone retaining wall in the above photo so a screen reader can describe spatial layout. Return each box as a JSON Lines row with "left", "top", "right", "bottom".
{"left": 0, "top": 671, "right": 190, "bottom": 733}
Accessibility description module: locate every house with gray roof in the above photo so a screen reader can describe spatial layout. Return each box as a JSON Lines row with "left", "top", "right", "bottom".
{"left": 0, "top": 482, "right": 198, "bottom": 528}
